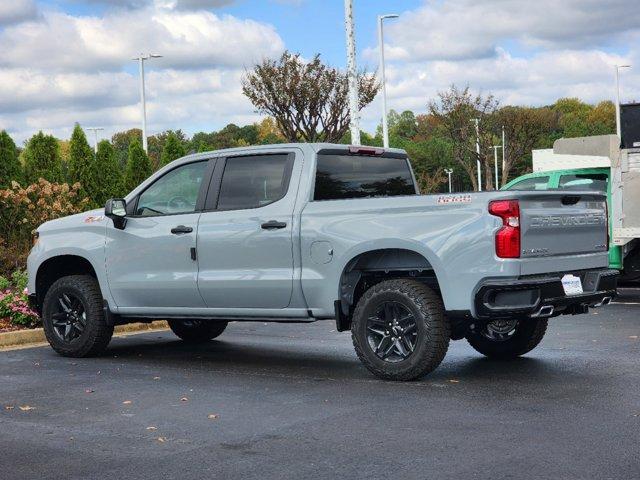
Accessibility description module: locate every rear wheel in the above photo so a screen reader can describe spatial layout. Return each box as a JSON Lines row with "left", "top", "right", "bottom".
{"left": 351, "top": 279, "right": 450, "bottom": 381}
{"left": 466, "top": 318, "right": 547, "bottom": 359}
{"left": 42, "top": 275, "right": 114, "bottom": 357}
{"left": 168, "top": 319, "right": 228, "bottom": 343}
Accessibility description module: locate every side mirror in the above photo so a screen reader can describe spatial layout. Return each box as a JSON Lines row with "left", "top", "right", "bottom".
{"left": 105, "top": 198, "right": 127, "bottom": 230}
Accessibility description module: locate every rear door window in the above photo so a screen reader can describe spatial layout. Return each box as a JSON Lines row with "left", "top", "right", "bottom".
{"left": 217, "top": 154, "right": 291, "bottom": 210}
{"left": 507, "top": 176, "right": 550, "bottom": 191}
{"left": 558, "top": 173, "right": 608, "bottom": 192}
{"left": 314, "top": 154, "right": 416, "bottom": 200}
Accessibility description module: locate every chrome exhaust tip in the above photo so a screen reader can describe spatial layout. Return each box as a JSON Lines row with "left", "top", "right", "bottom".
{"left": 591, "top": 296, "right": 612, "bottom": 308}
{"left": 531, "top": 305, "right": 554, "bottom": 318}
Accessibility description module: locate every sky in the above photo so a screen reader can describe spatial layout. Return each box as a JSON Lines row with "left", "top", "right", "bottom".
{"left": 1, "top": 0, "right": 639, "bottom": 144}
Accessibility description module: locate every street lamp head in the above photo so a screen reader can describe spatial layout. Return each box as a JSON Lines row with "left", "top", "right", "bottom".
{"left": 150, "top": 54, "right": 163, "bottom": 58}
{"left": 380, "top": 14, "right": 399, "bottom": 20}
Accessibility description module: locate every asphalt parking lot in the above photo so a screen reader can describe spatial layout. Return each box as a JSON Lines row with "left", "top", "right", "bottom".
{"left": 1, "top": 289, "right": 639, "bottom": 480}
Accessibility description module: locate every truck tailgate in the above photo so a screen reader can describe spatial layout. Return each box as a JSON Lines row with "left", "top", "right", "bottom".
{"left": 519, "top": 192, "right": 608, "bottom": 258}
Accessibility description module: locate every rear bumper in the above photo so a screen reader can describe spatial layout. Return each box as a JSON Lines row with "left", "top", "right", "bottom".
{"left": 474, "top": 268, "right": 618, "bottom": 320}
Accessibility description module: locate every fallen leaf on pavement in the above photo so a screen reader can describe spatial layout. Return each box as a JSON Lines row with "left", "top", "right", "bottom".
{"left": 153, "top": 377, "right": 160, "bottom": 380}
{"left": 207, "top": 414, "right": 219, "bottom": 420}
{"left": 630, "top": 336, "right": 638, "bottom": 339}
{"left": 122, "top": 400, "right": 132, "bottom": 405}
{"left": 156, "top": 437, "right": 167, "bottom": 443}
{"left": 146, "top": 426, "right": 157, "bottom": 431}
{"left": 19, "top": 405, "right": 35, "bottom": 411}
{"left": 448, "top": 379, "right": 460, "bottom": 383}
{"left": 180, "top": 397, "right": 189, "bottom": 402}
{"left": 85, "top": 389, "right": 95, "bottom": 394}
{"left": 5, "top": 405, "right": 14, "bottom": 410}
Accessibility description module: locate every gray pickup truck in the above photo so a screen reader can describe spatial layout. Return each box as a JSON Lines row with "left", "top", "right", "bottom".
{"left": 27, "top": 143, "right": 617, "bottom": 380}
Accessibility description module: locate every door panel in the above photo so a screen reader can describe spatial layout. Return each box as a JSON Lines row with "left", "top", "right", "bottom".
{"left": 106, "top": 213, "right": 204, "bottom": 308}
{"left": 196, "top": 153, "right": 296, "bottom": 309}
{"left": 105, "top": 160, "right": 211, "bottom": 309}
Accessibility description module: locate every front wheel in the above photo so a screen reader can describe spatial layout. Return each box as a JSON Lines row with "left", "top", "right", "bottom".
{"left": 351, "top": 279, "right": 450, "bottom": 381}
{"left": 42, "top": 275, "right": 114, "bottom": 357}
{"left": 466, "top": 318, "right": 548, "bottom": 359}
{"left": 168, "top": 319, "right": 228, "bottom": 343}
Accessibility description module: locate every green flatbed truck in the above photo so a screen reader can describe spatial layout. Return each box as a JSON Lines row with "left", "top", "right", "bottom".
{"left": 503, "top": 135, "right": 640, "bottom": 280}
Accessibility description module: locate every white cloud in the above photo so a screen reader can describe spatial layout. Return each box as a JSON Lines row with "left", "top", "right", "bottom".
{"left": 0, "top": 0, "right": 37, "bottom": 26}
{"left": 359, "top": 0, "right": 640, "bottom": 132}
{"left": 0, "top": 8, "right": 284, "bottom": 72}
{"left": 377, "top": 0, "right": 640, "bottom": 62}
{"left": 0, "top": 4, "right": 284, "bottom": 143}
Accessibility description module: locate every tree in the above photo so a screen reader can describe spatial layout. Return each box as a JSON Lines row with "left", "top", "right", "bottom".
{"left": 494, "top": 106, "right": 558, "bottom": 186}
{"left": 68, "top": 123, "right": 99, "bottom": 202}
{"left": 242, "top": 51, "right": 379, "bottom": 142}
{"left": 149, "top": 129, "right": 189, "bottom": 169}
{"left": 94, "top": 140, "right": 124, "bottom": 205}
{"left": 256, "top": 117, "right": 286, "bottom": 144}
{"left": 124, "top": 139, "right": 152, "bottom": 193}
{"left": 428, "top": 85, "right": 499, "bottom": 191}
{"left": 23, "top": 131, "right": 63, "bottom": 183}
{"left": 112, "top": 129, "right": 142, "bottom": 169}
{"left": 160, "top": 131, "right": 187, "bottom": 167}
{"left": 0, "top": 130, "right": 21, "bottom": 188}
{"left": 587, "top": 101, "right": 616, "bottom": 136}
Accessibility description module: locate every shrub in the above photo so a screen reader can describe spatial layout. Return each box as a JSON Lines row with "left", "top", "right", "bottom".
{"left": 0, "top": 179, "right": 89, "bottom": 275}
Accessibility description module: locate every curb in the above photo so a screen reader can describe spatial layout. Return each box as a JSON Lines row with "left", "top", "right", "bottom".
{"left": 0, "top": 321, "right": 169, "bottom": 349}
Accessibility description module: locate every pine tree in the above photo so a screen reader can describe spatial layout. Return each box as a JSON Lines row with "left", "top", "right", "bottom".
{"left": 68, "top": 124, "right": 99, "bottom": 202}
{"left": 23, "top": 132, "right": 63, "bottom": 183}
{"left": 124, "top": 139, "right": 152, "bottom": 193}
{"left": 160, "top": 131, "right": 186, "bottom": 167}
{"left": 0, "top": 130, "right": 21, "bottom": 188}
{"left": 95, "top": 140, "right": 124, "bottom": 205}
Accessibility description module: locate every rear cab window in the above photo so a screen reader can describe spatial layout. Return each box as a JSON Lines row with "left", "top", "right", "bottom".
{"left": 558, "top": 173, "right": 608, "bottom": 192}
{"left": 314, "top": 152, "right": 416, "bottom": 201}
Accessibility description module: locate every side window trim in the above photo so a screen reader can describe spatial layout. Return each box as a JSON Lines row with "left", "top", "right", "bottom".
{"left": 204, "top": 152, "right": 295, "bottom": 212}
{"left": 127, "top": 158, "right": 215, "bottom": 218}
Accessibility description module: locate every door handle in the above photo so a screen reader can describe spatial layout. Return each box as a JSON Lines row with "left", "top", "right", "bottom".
{"left": 261, "top": 220, "right": 287, "bottom": 230}
{"left": 171, "top": 225, "right": 193, "bottom": 234}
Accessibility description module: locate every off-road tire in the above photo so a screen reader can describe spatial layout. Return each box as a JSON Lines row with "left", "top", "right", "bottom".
{"left": 466, "top": 319, "right": 548, "bottom": 359}
{"left": 42, "top": 275, "right": 114, "bottom": 357}
{"left": 351, "top": 279, "right": 450, "bottom": 381}
{"left": 168, "top": 320, "right": 228, "bottom": 343}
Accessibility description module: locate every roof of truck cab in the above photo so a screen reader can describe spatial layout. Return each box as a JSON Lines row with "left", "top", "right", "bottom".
{"left": 173, "top": 143, "right": 408, "bottom": 164}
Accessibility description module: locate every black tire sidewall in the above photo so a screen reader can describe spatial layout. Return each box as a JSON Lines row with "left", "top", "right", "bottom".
{"left": 466, "top": 319, "right": 547, "bottom": 359}
{"left": 168, "top": 320, "right": 228, "bottom": 342}
{"left": 42, "top": 276, "right": 111, "bottom": 356}
{"left": 351, "top": 280, "right": 449, "bottom": 380}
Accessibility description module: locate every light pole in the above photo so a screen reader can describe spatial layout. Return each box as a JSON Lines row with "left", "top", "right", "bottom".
{"left": 501, "top": 125, "right": 506, "bottom": 179}
{"left": 492, "top": 145, "right": 502, "bottom": 190}
{"left": 344, "top": 0, "right": 360, "bottom": 146}
{"left": 471, "top": 118, "right": 481, "bottom": 191}
{"left": 86, "top": 127, "right": 104, "bottom": 154}
{"left": 378, "top": 13, "right": 399, "bottom": 149}
{"left": 133, "top": 53, "right": 162, "bottom": 153}
{"left": 444, "top": 168, "right": 453, "bottom": 193}
{"left": 615, "top": 64, "right": 631, "bottom": 140}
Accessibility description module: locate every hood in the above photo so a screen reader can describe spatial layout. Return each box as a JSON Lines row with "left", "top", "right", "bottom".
{"left": 38, "top": 208, "right": 106, "bottom": 232}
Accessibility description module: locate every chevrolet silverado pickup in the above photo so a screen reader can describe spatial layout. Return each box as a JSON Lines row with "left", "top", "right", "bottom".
{"left": 27, "top": 143, "right": 617, "bottom": 380}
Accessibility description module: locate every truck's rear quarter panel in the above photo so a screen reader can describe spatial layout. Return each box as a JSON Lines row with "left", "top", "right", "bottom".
{"left": 300, "top": 191, "right": 610, "bottom": 318}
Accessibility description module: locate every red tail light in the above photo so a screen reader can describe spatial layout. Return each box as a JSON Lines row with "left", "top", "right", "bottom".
{"left": 489, "top": 200, "right": 520, "bottom": 258}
